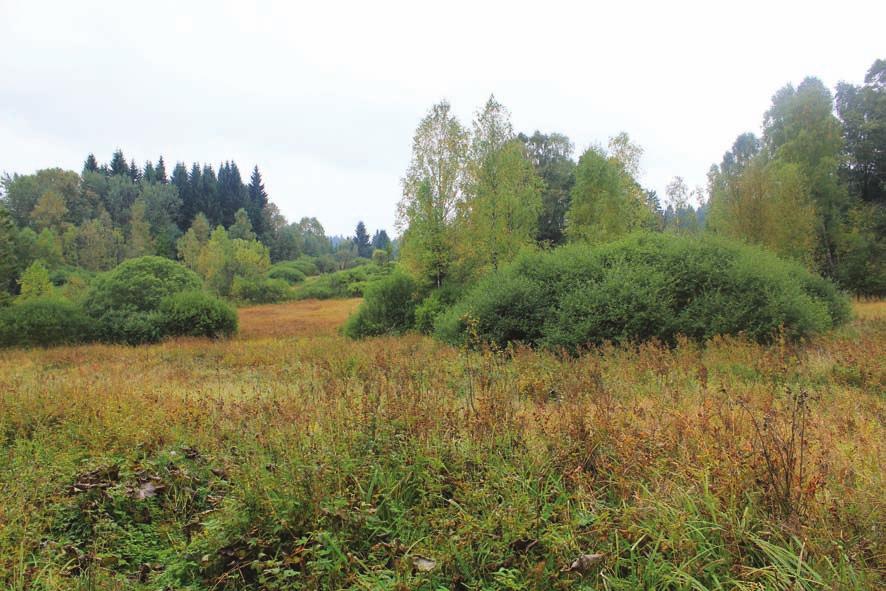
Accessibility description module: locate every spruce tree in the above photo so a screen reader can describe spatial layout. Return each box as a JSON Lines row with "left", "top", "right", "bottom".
{"left": 128, "top": 160, "right": 141, "bottom": 183}
{"left": 143, "top": 161, "right": 156, "bottom": 184}
{"left": 109, "top": 149, "right": 128, "bottom": 176}
{"left": 248, "top": 166, "right": 269, "bottom": 238}
{"left": 156, "top": 156, "right": 168, "bottom": 184}
{"left": 0, "top": 207, "right": 17, "bottom": 295}
{"left": 170, "top": 162, "right": 191, "bottom": 230}
{"left": 354, "top": 221, "right": 371, "bottom": 258}
{"left": 83, "top": 153, "right": 99, "bottom": 175}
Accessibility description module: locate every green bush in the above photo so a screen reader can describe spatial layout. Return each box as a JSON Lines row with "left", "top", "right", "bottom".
{"left": 435, "top": 233, "right": 851, "bottom": 350}
{"left": 344, "top": 272, "right": 419, "bottom": 338}
{"left": 0, "top": 297, "right": 93, "bottom": 348}
{"left": 95, "top": 309, "right": 166, "bottom": 345}
{"left": 293, "top": 264, "right": 391, "bottom": 300}
{"left": 414, "top": 286, "right": 460, "bottom": 334}
{"left": 85, "top": 256, "right": 201, "bottom": 317}
{"left": 232, "top": 276, "right": 290, "bottom": 304}
{"left": 160, "top": 291, "right": 238, "bottom": 339}
{"left": 267, "top": 264, "right": 306, "bottom": 285}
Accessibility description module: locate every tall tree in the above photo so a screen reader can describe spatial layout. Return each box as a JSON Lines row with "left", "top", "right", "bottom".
{"left": 155, "top": 156, "right": 168, "bottom": 184}
{"left": 354, "top": 221, "right": 372, "bottom": 258}
{"left": 247, "top": 165, "right": 269, "bottom": 238}
{"left": 398, "top": 101, "right": 469, "bottom": 287}
{"left": 109, "top": 149, "right": 128, "bottom": 177}
{"left": 128, "top": 160, "right": 141, "bottom": 183}
{"left": 371, "top": 229, "right": 392, "bottom": 252}
{"left": 126, "top": 199, "right": 154, "bottom": 257}
{"left": 0, "top": 207, "right": 17, "bottom": 295}
{"left": 763, "top": 77, "right": 845, "bottom": 274}
{"left": 229, "top": 208, "right": 256, "bottom": 240}
{"left": 82, "top": 153, "right": 99, "bottom": 175}
{"left": 519, "top": 131, "right": 576, "bottom": 244}
{"left": 567, "top": 146, "right": 652, "bottom": 243}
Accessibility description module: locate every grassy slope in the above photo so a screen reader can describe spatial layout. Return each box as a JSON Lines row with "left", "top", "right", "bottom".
{"left": 0, "top": 300, "right": 882, "bottom": 590}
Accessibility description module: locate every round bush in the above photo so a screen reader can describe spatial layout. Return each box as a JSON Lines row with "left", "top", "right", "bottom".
{"left": 267, "top": 265, "right": 306, "bottom": 285}
{"left": 435, "top": 233, "right": 851, "bottom": 350}
{"left": 232, "top": 276, "right": 290, "bottom": 304}
{"left": 0, "top": 297, "right": 93, "bottom": 348}
{"left": 160, "top": 291, "right": 238, "bottom": 339}
{"left": 85, "top": 256, "right": 201, "bottom": 317}
{"left": 344, "top": 272, "right": 419, "bottom": 338}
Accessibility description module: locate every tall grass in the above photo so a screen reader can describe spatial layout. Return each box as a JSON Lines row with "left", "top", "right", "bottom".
{"left": 0, "top": 300, "right": 882, "bottom": 589}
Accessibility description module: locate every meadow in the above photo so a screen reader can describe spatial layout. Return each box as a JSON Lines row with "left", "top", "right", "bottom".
{"left": 0, "top": 299, "right": 882, "bottom": 590}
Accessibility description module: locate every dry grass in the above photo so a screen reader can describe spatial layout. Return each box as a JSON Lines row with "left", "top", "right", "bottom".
{"left": 0, "top": 300, "right": 882, "bottom": 590}
{"left": 236, "top": 298, "right": 362, "bottom": 339}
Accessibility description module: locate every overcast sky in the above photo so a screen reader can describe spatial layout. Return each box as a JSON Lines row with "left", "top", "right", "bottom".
{"left": 1, "top": 1, "right": 883, "bottom": 236}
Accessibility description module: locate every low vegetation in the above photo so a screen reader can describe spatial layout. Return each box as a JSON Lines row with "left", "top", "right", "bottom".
{"left": 0, "top": 299, "right": 882, "bottom": 589}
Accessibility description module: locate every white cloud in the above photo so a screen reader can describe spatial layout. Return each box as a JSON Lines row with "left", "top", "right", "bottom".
{"left": 2, "top": 0, "right": 883, "bottom": 234}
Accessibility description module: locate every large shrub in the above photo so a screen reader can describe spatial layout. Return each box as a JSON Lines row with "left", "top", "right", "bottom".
{"left": 267, "top": 263, "right": 306, "bottom": 285}
{"left": 435, "top": 233, "right": 851, "bottom": 350}
{"left": 160, "top": 291, "right": 238, "bottom": 338}
{"left": 344, "top": 272, "right": 419, "bottom": 338}
{"left": 85, "top": 256, "right": 201, "bottom": 317}
{"left": 232, "top": 276, "right": 290, "bottom": 304}
{"left": 0, "top": 297, "right": 93, "bottom": 347}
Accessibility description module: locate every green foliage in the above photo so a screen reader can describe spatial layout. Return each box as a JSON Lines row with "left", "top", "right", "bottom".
{"left": 436, "top": 233, "right": 850, "bottom": 350}
{"left": 567, "top": 145, "right": 652, "bottom": 243}
{"left": 0, "top": 296, "right": 92, "bottom": 347}
{"left": 293, "top": 264, "right": 391, "bottom": 300}
{"left": 232, "top": 276, "right": 290, "bottom": 304}
{"left": 413, "top": 288, "right": 459, "bottom": 334}
{"left": 17, "top": 260, "right": 53, "bottom": 301}
{"left": 159, "top": 291, "right": 238, "bottom": 338}
{"left": 344, "top": 272, "right": 419, "bottom": 338}
{"left": 94, "top": 309, "right": 166, "bottom": 345}
{"left": 267, "top": 262, "right": 307, "bottom": 285}
{"left": 84, "top": 256, "right": 202, "bottom": 318}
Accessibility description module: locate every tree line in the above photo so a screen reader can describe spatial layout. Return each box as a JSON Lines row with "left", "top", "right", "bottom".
{"left": 0, "top": 150, "right": 394, "bottom": 300}
{"left": 398, "top": 59, "right": 884, "bottom": 297}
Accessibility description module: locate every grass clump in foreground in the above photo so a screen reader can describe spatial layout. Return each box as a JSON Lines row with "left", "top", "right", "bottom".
{"left": 0, "top": 300, "right": 882, "bottom": 590}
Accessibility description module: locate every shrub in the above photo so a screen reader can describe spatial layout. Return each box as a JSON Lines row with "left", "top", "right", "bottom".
{"left": 85, "top": 256, "right": 201, "bottom": 317}
{"left": 435, "top": 233, "right": 851, "bottom": 350}
{"left": 160, "top": 291, "right": 238, "bottom": 339}
{"left": 0, "top": 297, "right": 92, "bottom": 347}
{"left": 293, "top": 264, "right": 391, "bottom": 300}
{"left": 232, "top": 276, "right": 290, "bottom": 304}
{"left": 344, "top": 272, "right": 419, "bottom": 338}
{"left": 414, "top": 286, "right": 461, "bottom": 334}
{"left": 267, "top": 265, "right": 306, "bottom": 285}
{"left": 95, "top": 309, "right": 166, "bottom": 345}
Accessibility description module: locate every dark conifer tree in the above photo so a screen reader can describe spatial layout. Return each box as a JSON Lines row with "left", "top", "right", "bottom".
{"left": 155, "top": 156, "right": 168, "bottom": 184}
{"left": 200, "top": 164, "right": 220, "bottom": 226}
{"left": 171, "top": 162, "right": 191, "bottom": 230}
{"left": 109, "top": 149, "right": 128, "bottom": 176}
{"left": 128, "top": 160, "right": 141, "bottom": 182}
{"left": 142, "top": 161, "right": 156, "bottom": 184}
{"left": 83, "top": 153, "right": 99, "bottom": 175}
{"left": 247, "top": 165, "right": 269, "bottom": 237}
{"left": 354, "top": 221, "right": 371, "bottom": 258}
{"left": 371, "top": 229, "right": 391, "bottom": 251}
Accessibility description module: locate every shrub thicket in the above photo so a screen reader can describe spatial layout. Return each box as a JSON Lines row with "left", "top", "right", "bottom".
{"left": 0, "top": 297, "right": 93, "bottom": 347}
{"left": 160, "top": 291, "right": 238, "bottom": 338}
{"left": 85, "top": 256, "right": 202, "bottom": 317}
{"left": 232, "top": 276, "right": 290, "bottom": 304}
{"left": 267, "top": 263, "right": 306, "bottom": 285}
{"left": 435, "top": 233, "right": 851, "bottom": 350}
{"left": 294, "top": 264, "right": 390, "bottom": 300}
{"left": 343, "top": 272, "right": 418, "bottom": 338}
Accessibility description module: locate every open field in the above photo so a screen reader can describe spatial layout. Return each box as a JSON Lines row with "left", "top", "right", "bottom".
{"left": 0, "top": 300, "right": 883, "bottom": 590}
